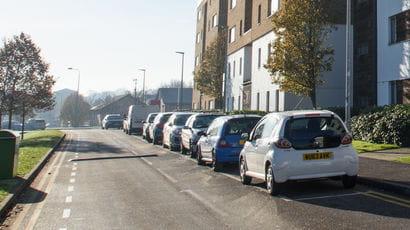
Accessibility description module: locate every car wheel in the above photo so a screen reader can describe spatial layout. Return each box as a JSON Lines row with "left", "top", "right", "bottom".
{"left": 181, "top": 144, "right": 187, "bottom": 155}
{"left": 153, "top": 136, "right": 159, "bottom": 145}
{"left": 342, "top": 175, "right": 357, "bottom": 189}
{"left": 212, "top": 151, "right": 223, "bottom": 172}
{"left": 190, "top": 143, "right": 197, "bottom": 159}
{"left": 266, "top": 164, "right": 280, "bottom": 196}
{"left": 197, "top": 147, "right": 205, "bottom": 166}
{"left": 240, "top": 157, "right": 252, "bottom": 185}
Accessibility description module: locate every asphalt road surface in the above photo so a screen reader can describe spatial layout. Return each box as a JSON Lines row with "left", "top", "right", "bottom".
{"left": 3, "top": 129, "right": 410, "bottom": 230}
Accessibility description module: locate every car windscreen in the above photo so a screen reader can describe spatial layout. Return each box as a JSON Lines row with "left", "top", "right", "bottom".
{"left": 148, "top": 114, "right": 158, "bottom": 123}
{"left": 107, "top": 116, "right": 123, "bottom": 120}
{"left": 284, "top": 116, "right": 347, "bottom": 150}
{"left": 224, "top": 118, "right": 260, "bottom": 135}
{"left": 160, "top": 114, "right": 172, "bottom": 123}
{"left": 193, "top": 115, "right": 221, "bottom": 128}
{"left": 174, "top": 114, "right": 192, "bottom": 126}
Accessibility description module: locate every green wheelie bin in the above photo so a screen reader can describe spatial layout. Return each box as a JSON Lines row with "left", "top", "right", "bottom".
{"left": 0, "top": 130, "right": 20, "bottom": 179}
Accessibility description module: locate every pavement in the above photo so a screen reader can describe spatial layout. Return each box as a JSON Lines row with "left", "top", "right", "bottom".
{"left": 0, "top": 138, "right": 409, "bottom": 219}
{"left": 358, "top": 148, "right": 410, "bottom": 196}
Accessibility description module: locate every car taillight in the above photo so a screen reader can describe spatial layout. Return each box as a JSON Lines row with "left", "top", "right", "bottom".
{"left": 156, "top": 123, "right": 163, "bottom": 128}
{"left": 274, "top": 138, "right": 292, "bottom": 149}
{"left": 341, "top": 134, "right": 353, "bottom": 145}
{"left": 218, "top": 137, "right": 229, "bottom": 148}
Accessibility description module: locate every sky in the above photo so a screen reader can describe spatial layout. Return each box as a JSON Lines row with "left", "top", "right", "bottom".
{"left": 0, "top": 0, "right": 199, "bottom": 96}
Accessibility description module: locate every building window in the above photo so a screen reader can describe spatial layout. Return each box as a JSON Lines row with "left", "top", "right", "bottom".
{"left": 256, "top": 93, "right": 260, "bottom": 110}
{"left": 229, "top": 26, "right": 236, "bottom": 43}
{"left": 195, "top": 56, "right": 199, "bottom": 66}
{"left": 244, "top": 0, "right": 253, "bottom": 32}
{"left": 239, "top": 57, "right": 242, "bottom": 75}
{"left": 198, "top": 10, "right": 202, "bottom": 21}
{"left": 390, "top": 10, "right": 410, "bottom": 44}
{"left": 239, "top": 20, "right": 243, "bottom": 36}
{"left": 266, "top": 91, "right": 270, "bottom": 112}
{"left": 228, "top": 62, "right": 231, "bottom": 78}
{"left": 212, "top": 14, "right": 218, "bottom": 27}
{"left": 233, "top": 61, "right": 236, "bottom": 78}
{"left": 230, "top": 0, "right": 237, "bottom": 9}
{"left": 238, "top": 96, "right": 241, "bottom": 110}
{"left": 196, "top": 32, "right": 201, "bottom": 43}
{"left": 232, "top": 97, "right": 235, "bottom": 110}
{"left": 258, "top": 4, "right": 261, "bottom": 24}
{"left": 258, "top": 48, "right": 262, "bottom": 68}
{"left": 268, "top": 0, "right": 280, "bottom": 16}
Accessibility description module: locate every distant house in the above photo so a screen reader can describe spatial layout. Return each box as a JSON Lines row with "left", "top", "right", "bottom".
{"left": 156, "top": 88, "right": 193, "bottom": 112}
{"left": 89, "top": 94, "right": 141, "bottom": 126}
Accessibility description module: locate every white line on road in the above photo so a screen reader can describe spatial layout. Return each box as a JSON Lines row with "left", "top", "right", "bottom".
{"left": 65, "top": 196, "right": 72, "bottom": 203}
{"left": 71, "top": 172, "right": 76, "bottom": 177}
{"left": 59, "top": 228, "right": 67, "bottom": 230}
{"left": 72, "top": 167, "right": 77, "bottom": 171}
{"left": 141, "top": 157, "right": 153, "bottom": 165}
{"left": 180, "top": 189, "right": 228, "bottom": 217}
{"left": 157, "top": 168, "right": 178, "bottom": 183}
{"left": 73, "top": 162, "right": 78, "bottom": 166}
{"left": 75, "top": 152, "right": 79, "bottom": 155}
{"left": 62, "top": 209, "right": 71, "bottom": 218}
{"left": 282, "top": 192, "right": 370, "bottom": 202}
{"left": 68, "top": 186, "right": 74, "bottom": 192}
{"left": 70, "top": 178, "right": 76, "bottom": 183}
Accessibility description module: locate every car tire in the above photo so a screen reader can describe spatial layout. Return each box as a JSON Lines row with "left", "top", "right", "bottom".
{"left": 190, "top": 143, "right": 197, "bottom": 159}
{"left": 153, "top": 136, "right": 159, "bottom": 145}
{"left": 342, "top": 175, "right": 357, "bottom": 189}
{"left": 240, "top": 157, "right": 252, "bottom": 185}
{"left": 266, "top": 164, "right": 280, "bottom": 196}
{"left": 197, "top": 147, "right": 205, "bottom": 166}
{"left": 181, "top": 144, "right": 187, "bottom": 155}
{"left": 212, "top": 151, "right": 223, "bottom": 172}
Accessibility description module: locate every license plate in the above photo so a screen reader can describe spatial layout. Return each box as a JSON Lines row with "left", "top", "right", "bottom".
{"left": 239, "top": 139, "right": 245, "bottom": 145}
{"left": 303, "top": 152, "right": 332, "bottom": 161}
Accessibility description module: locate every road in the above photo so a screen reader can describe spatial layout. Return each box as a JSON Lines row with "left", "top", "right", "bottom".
{"left": 2, "top": 129, "right": 410, "bottom": 230}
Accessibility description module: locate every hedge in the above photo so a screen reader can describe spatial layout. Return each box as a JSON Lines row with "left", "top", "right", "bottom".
{"left": 350, "top": 104, "right": 410, "bottom": 146}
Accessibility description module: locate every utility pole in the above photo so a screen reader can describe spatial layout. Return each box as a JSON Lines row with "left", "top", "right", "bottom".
{"left": 345, "top": 0, "right": 352, "bottom": 129}
{"left": 133, "top": 78, "right": 138, "bottom": 98}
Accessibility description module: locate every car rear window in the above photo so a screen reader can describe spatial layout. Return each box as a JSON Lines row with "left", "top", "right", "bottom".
{"left": 284, "top": 116, "right": 347, "bottom": 150}
{"left": 224, "top": 118, "right": 260, "bottom": 135}
{"left": 160, "top": 114, "right": 172, "bottom": 123}
{"left": 108, "top": 116, "right": 123, "bottom": 120}
{"left": 193, "top": 115, "right": 221, "bottom": 128}
{"left": 148, "top": 114, "right": 158, "bottom": 123}
{"left": 174, "top": 114, "right": 192, "bottom": 126}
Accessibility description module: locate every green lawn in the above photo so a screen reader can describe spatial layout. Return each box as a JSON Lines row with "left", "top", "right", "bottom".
{"left": 0, "top": 130, "right": 64, "bottom": 202}
{"left": 352, "top": 140, "right": 399, "bottom": 153}
{"left": 394, "top": 156, "right": 410, "bottom": 164}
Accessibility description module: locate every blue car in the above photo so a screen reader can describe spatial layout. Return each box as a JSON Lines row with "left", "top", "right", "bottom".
{"left": 196, "top": 115, "right": 261, "bottom": 171}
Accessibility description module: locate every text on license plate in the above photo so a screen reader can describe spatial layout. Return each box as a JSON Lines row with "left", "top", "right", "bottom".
{"left": 303, "top": 152, "right": 332, "bottom": 161}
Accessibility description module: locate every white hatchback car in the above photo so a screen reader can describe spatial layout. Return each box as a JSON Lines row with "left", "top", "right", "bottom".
{"left": 239, "top": 110, "right": 358, "bottom": 195}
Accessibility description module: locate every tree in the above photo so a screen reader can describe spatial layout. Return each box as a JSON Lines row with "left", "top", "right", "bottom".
{"left": 193, "top": 29, "right": 227, "bottom": 108}
{"left": 0, "top": 32, "right": 55, "bottom": 128}
{"left": 60, "top": 94, "right": 91, "bottom": 127}
{"left": 264, "top": 0, "right": 336, "bottom": 108}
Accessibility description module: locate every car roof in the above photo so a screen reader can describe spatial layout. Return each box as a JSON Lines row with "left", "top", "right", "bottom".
{"left": 265, "top": 110, "right": 336, "bottom": 119}
{"left": 215, "top": 114, "right": 262, "bottom": 122}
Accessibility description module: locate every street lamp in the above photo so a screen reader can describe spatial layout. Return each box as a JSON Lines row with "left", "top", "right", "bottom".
{"left": 67, "top": 67, "right": 81, "bottom": 127}
{"left": 138, "top": 69, "right": 146, "bottom": 104}
{"left": 345, "top": 0, "right": 352, "bottom": 129}
{"left": 176, "top": 51, "right": 185, "bottom": 110}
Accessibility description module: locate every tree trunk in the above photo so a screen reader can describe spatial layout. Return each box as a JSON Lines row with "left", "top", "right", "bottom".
{"left": 8, "top": 109, "right": 13, "bottom": 129}
{"left": 310, "top": 87, "right": 317, "bottom": 109}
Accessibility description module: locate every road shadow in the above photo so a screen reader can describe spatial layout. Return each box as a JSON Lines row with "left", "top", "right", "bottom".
{"left": 61, "top": 140, "right": 127, "bottom": 154}
{"left": 70, "top": 154, "right": 158, "bottom": 162}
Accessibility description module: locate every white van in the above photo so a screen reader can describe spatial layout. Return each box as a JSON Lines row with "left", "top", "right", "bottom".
{"left": 124, "top": 105, "right": 160, "bottom": 135}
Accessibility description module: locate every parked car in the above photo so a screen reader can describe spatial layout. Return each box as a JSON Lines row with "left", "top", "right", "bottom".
{"left": 239, "top": 110, "right": 359, "bottom": 195}
{"left": 162, "top": 112, "right": 196, "bottom": 151}
{"left": 1, "top": 121, "right": 23, "bottom": 130}
{"left": 180, "top": 113, "right": 223, "bottom": 156}
{"left": 142, "top": 113, "right": 159, "bottom": 142}
{"left": 26, "top": 119, "right": 46, "bottom": 130}
{"left": 124, "top": 105, "right": 160, "bottom": 135}
{"left": 102, "top": 114, "right": 123, "bottom": 129}
{"left": 148, "top": 112, "right": 173, "bottom": 145}
{"left": 196, "top": 115, "right": 261, "bottom": 171}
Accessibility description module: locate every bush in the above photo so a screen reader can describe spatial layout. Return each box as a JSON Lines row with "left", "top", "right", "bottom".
{"left": 228, "top": 110, "right": 268, "bottom": 116}
{"left": 351, "top": 104, "right": 410, "bottom": 146}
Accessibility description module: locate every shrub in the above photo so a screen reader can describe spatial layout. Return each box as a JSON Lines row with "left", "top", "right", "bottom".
{"left": 351, "top": 104, "right": 410, "bottom": 146}
{"left": 228, "top": 110, "right": 268, "bottom": 116}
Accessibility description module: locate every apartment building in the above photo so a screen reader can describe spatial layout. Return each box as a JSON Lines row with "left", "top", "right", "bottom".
{"left": 225, "top": 0, "right": 348, "bottom": 112}
{"left": 192, "top": 0, "right": 228, "bottom": 110}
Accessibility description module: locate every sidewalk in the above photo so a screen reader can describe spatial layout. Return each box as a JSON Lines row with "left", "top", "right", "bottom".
{"left": 358, "top": 148, "right": 410, "bottom": 196}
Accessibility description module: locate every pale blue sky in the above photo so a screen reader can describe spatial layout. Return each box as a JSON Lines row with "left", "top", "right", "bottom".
{"left": 0, "top": 0, "right": 198, "bottom": 95}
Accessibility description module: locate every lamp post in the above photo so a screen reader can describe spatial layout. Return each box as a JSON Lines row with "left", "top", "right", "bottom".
{"left": 67, "top": 67, "right": 81, "bottom": 127}
{"left": 345, "top": 0, "right": 352, "bottom": 129}
{"left": 176, "top": 51, "right": 185, "bottom": 110}
{"left": 138, "top": 69, "right": 146, "bottom": 104}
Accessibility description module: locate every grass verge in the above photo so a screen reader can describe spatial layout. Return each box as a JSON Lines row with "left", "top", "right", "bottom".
{"left": 0, "top": 130, "right": 64, "bottom": 203}
{"left": 394, "top": 156, "right": 410, "bottom": 164}
{"left": 353, "top": 140, "right": 399, "bottom": 153}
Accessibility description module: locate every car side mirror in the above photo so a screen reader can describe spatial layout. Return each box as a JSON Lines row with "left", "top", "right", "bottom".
{"left": 241, "top": 133, "right": 249, "bottom": 140}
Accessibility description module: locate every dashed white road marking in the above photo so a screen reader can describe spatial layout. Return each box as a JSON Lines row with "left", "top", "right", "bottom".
{"left": 65, "top": 196, "right": 73, "bottom": 203}
{"left": 70, "top": 178, "right": 76, "bottom": 183}
{"left": 59, "top": 228, "right": 67, "bottom": 230}
{"left": 73, "top": 162, "right": 78, "bottom": 166}
{"left": 72, "top": 167, "right": 77, "bottom": 171}
{"left": 281, "top": 192, "right": 369, "bottom": 202}
{"left": 180, "top": 189, "right": 228, "bottom": 217}
{"left": 71, "top": 172, "right": 76, "bottom": 177}
{"left": 141, "top": 157, "right": 153, "bottom": 165}
{"left": 75, "top": 152, "right": 79, "bottom": 155}
{"left": 156, "top": 168, "right": 178, "bottom": 183}
{"left": 62, "top": 209, "right": 71, "bottom": 218}
{"left": 68, "top": 186, "right": 74, "bottom": 192}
